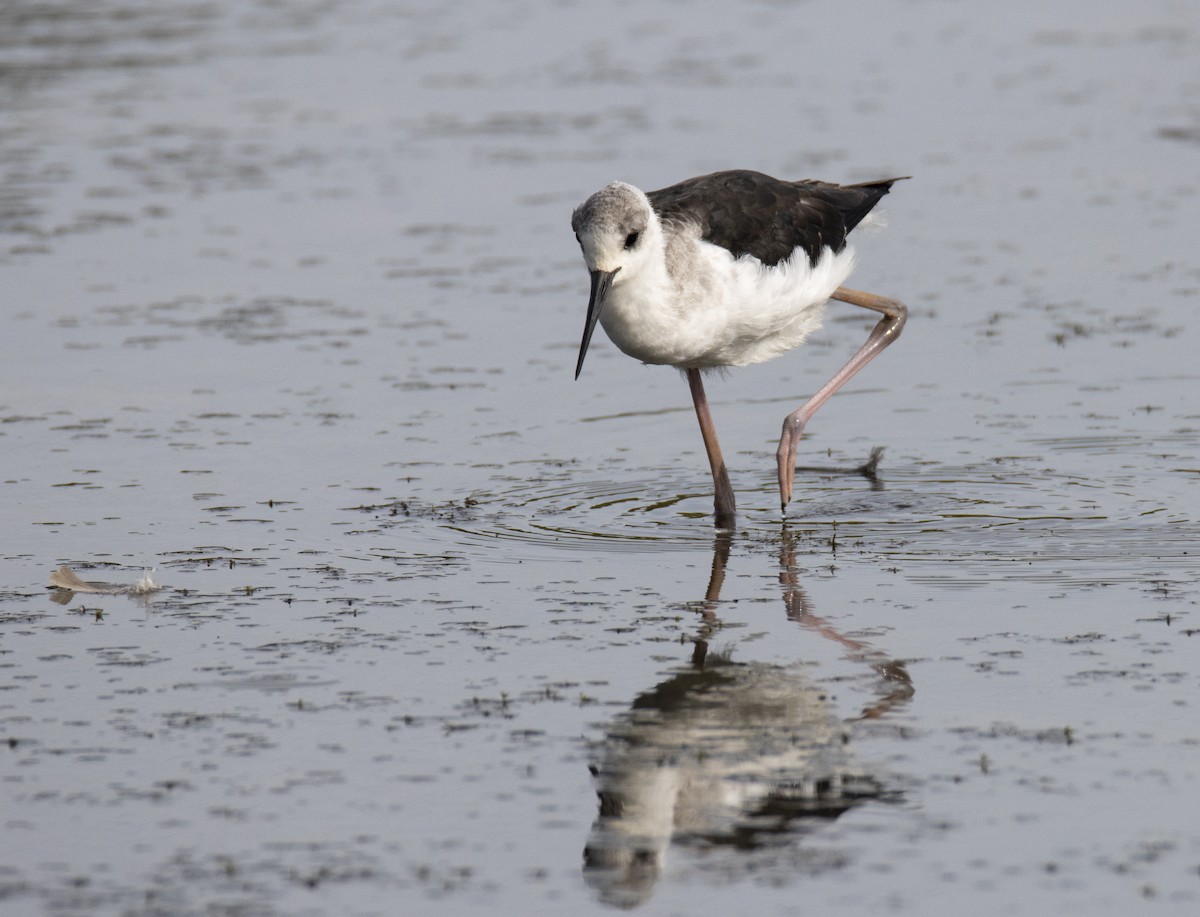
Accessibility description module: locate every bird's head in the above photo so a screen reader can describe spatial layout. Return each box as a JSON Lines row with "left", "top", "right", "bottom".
{"left": 570, "top": 182, "right": 657, "bottom": 379}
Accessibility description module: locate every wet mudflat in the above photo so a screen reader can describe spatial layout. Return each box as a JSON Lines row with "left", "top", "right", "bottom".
{"left": 2, "top": 1, "right": 1199, "bottom": 914}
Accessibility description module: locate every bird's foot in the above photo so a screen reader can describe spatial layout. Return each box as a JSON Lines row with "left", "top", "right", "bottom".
{"left": 779, "top": 431, "right": 885, "bottom": 512}
{"left": 775, "top": 415, "right": 805, "bottom": 512}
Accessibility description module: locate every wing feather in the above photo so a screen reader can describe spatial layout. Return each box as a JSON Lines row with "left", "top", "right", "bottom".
{"left": 647, "top": 170, "right": 907, "bottom": 267}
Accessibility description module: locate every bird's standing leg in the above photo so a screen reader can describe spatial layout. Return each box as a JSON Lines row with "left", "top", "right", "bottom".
{"left": 686, "top": 368, "right": 737, "bottom": 530}
{"left": 776, "top": 286, "right": 908, "bottom": 511}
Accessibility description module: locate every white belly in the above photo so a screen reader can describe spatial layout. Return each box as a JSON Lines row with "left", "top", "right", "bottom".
{"left": 599, "top": 243, "right": 856, "bottom": 369}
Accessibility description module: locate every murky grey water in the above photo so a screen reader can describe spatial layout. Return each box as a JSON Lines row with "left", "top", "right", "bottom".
{"left": 2, "top": 1, "right": 1199, "bottom": 914}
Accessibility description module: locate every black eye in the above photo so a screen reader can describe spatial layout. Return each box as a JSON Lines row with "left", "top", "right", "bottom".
{"left": 624, "top": 231, "right": 640, "bottom": 250}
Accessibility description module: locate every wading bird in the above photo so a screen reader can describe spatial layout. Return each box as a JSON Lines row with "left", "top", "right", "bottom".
{"left": 572, "top": 169, "right": 908, "bottom": 528}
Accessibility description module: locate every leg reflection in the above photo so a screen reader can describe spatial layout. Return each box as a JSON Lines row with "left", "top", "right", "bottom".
{"left": 779, "top": 524, "right": 914, "bottom": 720}
{"left": 583, "top": 528, "right": 913, "bottom": 907}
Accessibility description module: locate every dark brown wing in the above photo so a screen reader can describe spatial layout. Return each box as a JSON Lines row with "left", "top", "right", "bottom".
{"left": 647, "top": 170, "right": 907, "bottom": 267}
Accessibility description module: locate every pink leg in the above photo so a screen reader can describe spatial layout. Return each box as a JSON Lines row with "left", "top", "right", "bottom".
{"left": 687, "top": 368, "right": 737, "bottom": 530}
{"left": 776, "top": 286, "right": 908, "bottom": 512}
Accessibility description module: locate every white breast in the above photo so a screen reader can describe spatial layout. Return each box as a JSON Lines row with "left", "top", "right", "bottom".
{"left": 599, "top": 242, "right": 857, "bottom": 369}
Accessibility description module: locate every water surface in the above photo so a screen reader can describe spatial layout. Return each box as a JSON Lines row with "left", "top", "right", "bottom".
{"left": 2, "top": 1, "right": 1199, "bottom": 914}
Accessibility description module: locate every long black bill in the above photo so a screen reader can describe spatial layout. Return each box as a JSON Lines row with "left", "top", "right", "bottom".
{"left": 574, "top": 268, "right": 619, "bottom": 380}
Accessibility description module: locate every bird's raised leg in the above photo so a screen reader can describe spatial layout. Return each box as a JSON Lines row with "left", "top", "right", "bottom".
{"left": 777, "top": 286, "right": 908, "bottom": 511}
{"left": 686, "top": 368, "right": 737, "bottom": 530}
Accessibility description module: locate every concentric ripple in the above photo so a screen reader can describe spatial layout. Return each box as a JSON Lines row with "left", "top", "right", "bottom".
{"left": 366, "top": 459, "right": 962, "bottom": 556}
{"left": 409, "top": 474, "right": 727, "bottom": 553}
{"left": 355, "top": 454, "right": 1200, "bottom": 596}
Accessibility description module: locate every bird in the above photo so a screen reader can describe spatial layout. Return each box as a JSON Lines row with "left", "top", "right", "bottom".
{"left": 571, "top": 169, "right": 909, "bottom": 529}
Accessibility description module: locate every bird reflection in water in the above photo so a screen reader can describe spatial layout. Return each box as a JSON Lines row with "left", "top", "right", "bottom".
{"left": 582, "top": 528, "right": 913, "bottom": 908}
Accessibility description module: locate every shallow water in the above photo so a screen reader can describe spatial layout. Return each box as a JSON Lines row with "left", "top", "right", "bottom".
{"left": 2, "top": 1, "right": 1199, "bottom": 914}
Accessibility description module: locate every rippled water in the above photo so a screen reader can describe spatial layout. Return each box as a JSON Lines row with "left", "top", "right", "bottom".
{"left": 3, "top": 1, "right": 1199, "bottom": 915}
